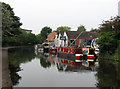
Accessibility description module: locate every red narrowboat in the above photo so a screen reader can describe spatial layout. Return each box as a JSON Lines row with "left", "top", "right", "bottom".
{"left": 58, "top": 47, "right": 97, "bottom": 62}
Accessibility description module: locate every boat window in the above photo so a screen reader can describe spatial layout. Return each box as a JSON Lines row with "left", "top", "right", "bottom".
{"left": 83, "top": 50, "right": 88, "bottom": 54}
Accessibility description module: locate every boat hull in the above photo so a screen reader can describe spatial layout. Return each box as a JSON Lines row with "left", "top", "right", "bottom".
{"left": 57, "top": 47, "right": 97, "bottom": 62}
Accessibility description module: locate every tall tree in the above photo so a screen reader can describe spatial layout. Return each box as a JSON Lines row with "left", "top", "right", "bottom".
{"left": 41, "top": 26, "right": 52, "bottom": 42}
{"left": 2, "top": 2, "right": 38, "bottom": 46}
{"left": 97, "top": 16, "right": 120, "bottom": 55}
{"left": 2, "top": 2, "right": 22, "bottom": 37}
{"left": 77, "top": 25, "right": 86, "bottom": 31}
{"left": 2, "top": 2, "right": 22, "bottom": 46}
{"left": 57, "top": 26, "right": 71, "bottom": 31}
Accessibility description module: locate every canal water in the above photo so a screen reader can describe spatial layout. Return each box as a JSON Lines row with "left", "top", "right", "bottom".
{"left": 7, "top": 47, "right": 120, "bottom": 87}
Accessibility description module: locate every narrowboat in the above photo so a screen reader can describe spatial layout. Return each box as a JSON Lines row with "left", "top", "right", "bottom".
{"left": 57, "top": 47, "right": 82, "bottom": 60}
{"left": 75, "top": 48, "right": 97, "bottom": 62}
{"left": 57, "top": 47, "right": 97, "bottom": 62}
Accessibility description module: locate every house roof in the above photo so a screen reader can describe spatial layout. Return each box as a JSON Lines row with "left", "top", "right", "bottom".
{"left": 78, "top": 32, "right": 99, "bottom": 39}
{"left": 58, "top": 31, "right": 99, "bottom": 39}
{"left": 47, "top": 31, "right": 58, "bottom": 41}
{"left": 53, "top": 31, "right": 99, "bottom": 40}
{"left": 66, "top": 31, "right": 82, "bottom": 39}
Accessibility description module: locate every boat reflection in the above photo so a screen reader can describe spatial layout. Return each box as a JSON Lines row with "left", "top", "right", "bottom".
{"left": 35, "top": 51, "right": 98, "bottom": 72}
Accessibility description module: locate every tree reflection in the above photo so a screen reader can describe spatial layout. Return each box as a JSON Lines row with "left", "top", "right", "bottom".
{"left": 9, "top": 64, "right": 21, "bottom": 86}
{"left": 96, "top": 60, "right": 120, "bottom": 88}
{"left": 40, "top": 57, "right": 51, "bottom": 68}
{"left": 8, "top": 47, "right": 35, "bottom": 86}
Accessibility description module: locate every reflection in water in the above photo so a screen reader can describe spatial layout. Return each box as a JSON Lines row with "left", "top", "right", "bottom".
{"left": 8, "top": 47, "right": 35, "bottom": 86}
{"left": 96, "top": 60, "right": 120, "bottom": 88}
{"left": 7, "top": 47, "right": 120, "bottom": 87}
{"left": 9, "top": 47, "right": 97, "bottom": 87}
{"left": 35, "top": 50, "right": 98, "bottom": 73}
{"left": 9, "top": 64, "right": 21, "bottom": 86}
{"left": 40, "top": 57, "right": 51, "bottom": 68}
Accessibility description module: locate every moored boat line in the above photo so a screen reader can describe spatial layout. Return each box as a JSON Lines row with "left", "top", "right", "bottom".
{"left": 35, "top": 42, "right": 99, "bottom": 62}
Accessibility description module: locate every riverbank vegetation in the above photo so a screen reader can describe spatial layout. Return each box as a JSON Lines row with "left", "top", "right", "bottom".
{"left": 2, "top": 2, "right": 52, "bottom": 47}
{"left": 97, "top": 16, "right": 120, "bottom": 61}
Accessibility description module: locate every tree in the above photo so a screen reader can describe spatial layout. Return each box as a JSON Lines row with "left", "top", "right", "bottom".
{"left": 27, "top": 33, "right": 37, "bottom": 45}
{"left": 16, "top": 31, "right": 29, "bottom": 45}
{"left": 2, "top": 2, "right": 22, "bottom": 37}
{"left": 2, "top": 2, "right": 38, "bottom": 46}
{"left": 2, "top": 2, "right": 22, "bottom": 46}
{"left": 97, "top": 16, "right": 120, "bottom": 59}
{"left": 40, "top": 26, "right": 52, "bottom": 42}
{"left": 90, "top": 28, "right": 98, "bottom": 32}
{"left": 36, "top": 34, "right": 42, "bottom": 44}
{"left": 77, "top": 25, "right": 86, "bottom": 31}
{"left": 57, "top": 26, "right": 71, "bottom": 31}
{"left": 16, "top": 31, "right": 37, "bottom": 46}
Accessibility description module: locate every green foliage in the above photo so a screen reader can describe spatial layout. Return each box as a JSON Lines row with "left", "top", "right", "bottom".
{"left": 36, "top": 34, "right": 42, "bottom": 44}
{"left": 77, "top": 25, "right": 86, "bottom": 31}
{"left": 2, "top": 2, "right": 22, "bottom": 46}
{"left": 96, "top": 60, "right": 120, "bottom": 87}
{"left": 2, "top": 2, "right": 38, "bottom": 46}
{"left": 97, "top": 31, "right": 117, "bottom": 54}
{"left": 97, "top": 16, "right": 120, "bottom": 60}
{"left": 90, "top": 28, "right": 98, "bottom": 32}
{"left": 16, "top": 31, "right": 37, "bottom": 46}
{"left": 27, "top": 33, "right": 37, "bottom": 45}
{"left": 57, "top": 26, "right": 71, "bottom": 31}
{"left": 2, "top": 2, "right": 22, "bottom": 37}
{"left": 40, "top": 26, "right": 52, "bottom": 42}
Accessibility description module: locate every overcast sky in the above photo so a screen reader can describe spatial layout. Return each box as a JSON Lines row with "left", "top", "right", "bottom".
{"left": 1, "top": 0, "right": 120, "bottom": 34}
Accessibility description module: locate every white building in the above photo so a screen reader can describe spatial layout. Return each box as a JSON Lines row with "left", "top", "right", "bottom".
{"left": 118, "top": 1, "right": 120, "bottom": 16}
